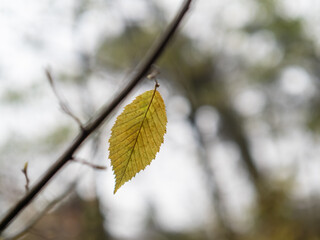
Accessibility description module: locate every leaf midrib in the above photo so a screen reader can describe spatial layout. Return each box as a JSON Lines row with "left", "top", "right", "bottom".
{"left": 116, "top": 87, "right": 157, "bottom": 189}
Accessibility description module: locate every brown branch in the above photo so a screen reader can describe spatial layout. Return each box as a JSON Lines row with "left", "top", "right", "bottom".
{"left": 21, "top": 162, "right": 30, "bottom": 193}
{"left": 0, "top": 0, "right": 192, "bottom": 233}
{"left": 46, "top": 69, "right": 84, "bottom": 129}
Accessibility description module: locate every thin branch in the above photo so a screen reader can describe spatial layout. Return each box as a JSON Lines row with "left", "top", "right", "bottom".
{"left": 21, "top": 162, "right": 30, "bottom": 193}
{"left": 71, "top": 157, "right": 107, "bottom": 170}
{"left": 0, "top": 0, "right": 192, "bottom": 233}
{"left": 46, "top": 69, "right": 84, "bottom": 129}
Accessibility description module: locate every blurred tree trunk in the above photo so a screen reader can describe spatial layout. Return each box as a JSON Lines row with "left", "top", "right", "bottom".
{"left": 190, "top": 109, "right": 238, "bottom": 240}
{"left": 23, "top": 194, "right": 112, "bottom": 240}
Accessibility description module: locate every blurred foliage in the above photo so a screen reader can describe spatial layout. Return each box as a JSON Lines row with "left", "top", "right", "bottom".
{"left": 95, "top": 0, "right": 320, "bottom": 239}
{"left": 1, "top": 83, "right": 43, "bottom": 104}
{"left": 1, "top": 89, "right": 26, "bottom": 103}
{"left": 0, "top": 124, "right": 73, "bottom": 158}
{"left": 2, "top": 0, "right": 320, "bottom": 239}
{"left": 97, "top": 26, "right": 156, "bottom": 70}
{"left": 22, "top": 194, "right": 111, "bottom": 240}
{"left": 42, "top": 125, "right": 74, "bottom": 149}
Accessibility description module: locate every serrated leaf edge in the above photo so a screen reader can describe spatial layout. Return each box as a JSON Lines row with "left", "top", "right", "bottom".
{"left": 109, "top": 86, "right": 166, "bottom": 194}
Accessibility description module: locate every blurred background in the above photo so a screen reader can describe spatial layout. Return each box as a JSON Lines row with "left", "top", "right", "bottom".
{"left": 1, "top": 0, "right": 320, "bottom": 239}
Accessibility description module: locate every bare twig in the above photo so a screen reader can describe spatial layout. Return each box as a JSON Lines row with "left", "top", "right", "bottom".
{"left": 0, "top": 0, "right": 192, "bottom": 233}
{"left": 21, "top": 162, "right": 30, "bottom": 193}
{"left": 46, "top": 69, "right": 84, "bottom": 129}
{"left": 71, "top": 157, "right": 107, "bottom": 170}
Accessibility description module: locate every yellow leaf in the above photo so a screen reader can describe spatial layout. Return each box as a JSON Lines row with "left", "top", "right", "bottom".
{"left": 109, "top": 86, "right": 167, "bottom": 194}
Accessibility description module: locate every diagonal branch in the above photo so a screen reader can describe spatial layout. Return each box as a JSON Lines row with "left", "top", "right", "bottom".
{"left": 0, "top": 0, "right": 192, "bottom": 233}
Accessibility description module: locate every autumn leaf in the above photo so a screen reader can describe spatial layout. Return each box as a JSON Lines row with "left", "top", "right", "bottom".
{"left": 109, "top": 86, "right": 167, "bottom": 194}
